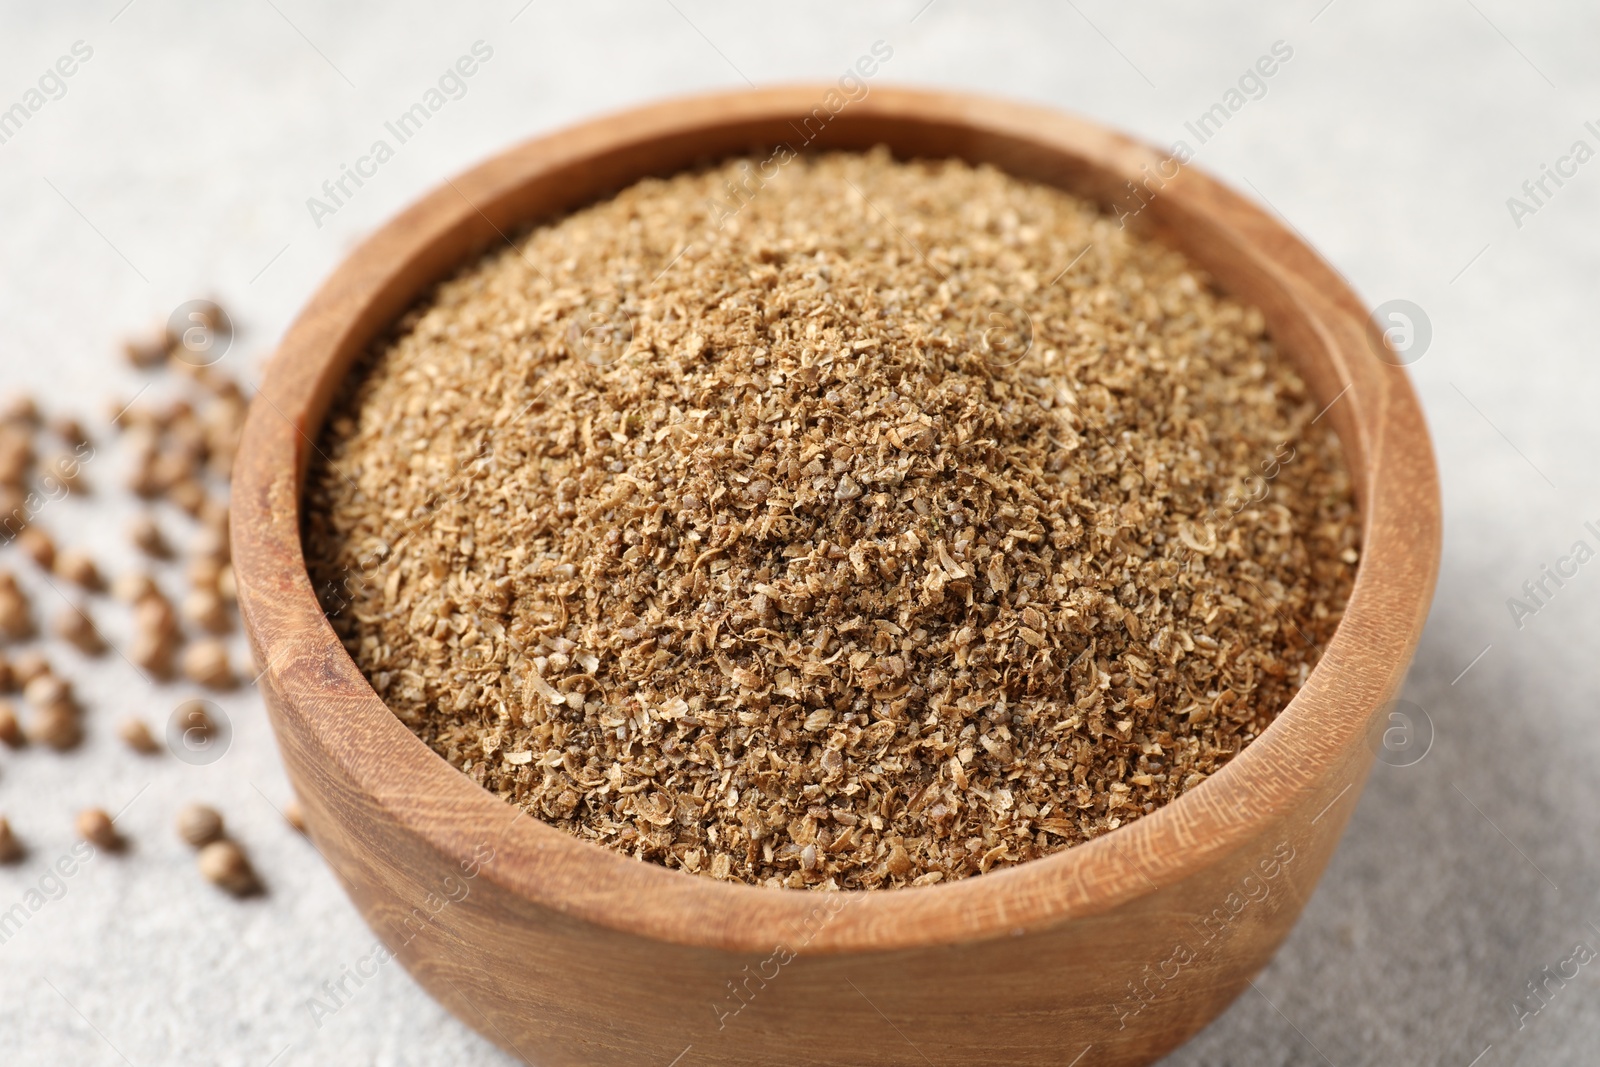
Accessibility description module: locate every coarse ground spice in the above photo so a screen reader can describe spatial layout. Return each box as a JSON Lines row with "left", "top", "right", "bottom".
{"left": 304, "top": 149, "right": 1359, "bottom": 891}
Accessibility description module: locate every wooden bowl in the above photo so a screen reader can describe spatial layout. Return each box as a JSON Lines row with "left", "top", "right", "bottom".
{"left": 233, "top": 86, "right": 1440, "bottom": 1066}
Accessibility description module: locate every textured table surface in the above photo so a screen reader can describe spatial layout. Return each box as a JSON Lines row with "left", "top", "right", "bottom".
{"left": 2, "top": 2, "right": 1597, "bottom": 1065}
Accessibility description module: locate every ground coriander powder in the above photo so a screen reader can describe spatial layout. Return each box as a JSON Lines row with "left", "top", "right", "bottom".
{"left": 304, "top": 149, "right": 1358, "bottom": 891}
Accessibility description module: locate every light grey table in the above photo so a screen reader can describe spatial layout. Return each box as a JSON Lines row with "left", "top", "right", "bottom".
{"left": 1, "top": 2, "right": 1595, "bottom": 1064}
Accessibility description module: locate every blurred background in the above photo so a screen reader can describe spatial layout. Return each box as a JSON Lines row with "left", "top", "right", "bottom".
{"left": 2, "top": 2, "right": 1597, "bottom": 1064}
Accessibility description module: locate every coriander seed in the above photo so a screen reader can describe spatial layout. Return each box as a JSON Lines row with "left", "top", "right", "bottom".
{"left": 175, "top": 803, "right": 224, "bottom": 847}
{"left": 181, "top": 589, "right": 229, "bottom": 634}
{"left": 27, "top": 703, "right": 80, "bottom": 750}
{"left": 0, "top": 431, "right": 32, "bottom": 485}
{"left": 49, "top": 416, "right": 88, "bottom": 448}
{"left": 54, "top": 548, "right": 101, "bottom": 590}
{"left": 181, "top": 640, "right": 233, "bottom": 689}
{"left": 134, "top": 592, "right": 177, "bottom": 636}
{"left": 123, "top": 327, "right": 172, "bottom": 368}
{"left": 42, "top": 453, "right": 85, "bottom": 493}
{"left": 11, "top": 650, "right": 49, "bottom": 686}
{"left": 0, "top": 394, "right": 39, "bottom": 426}
{"left": 51, "top": 604, "right": 105, "bottom": 655}
{"left": 131, "top": 630, "right": 176, "bottom": 677}
{"left": 169, "top": 479, "right": 206, "bottom": 516}
{"left": 0, "top": 700, "right": 21, "bottom": 747}
{"left": 197, "top": 839, "right": 256, "bottom": 895}
{"left": 173, "top": 698, "right": 214, "bottom": 741}
{"left": 117, "top": 716, "right": 160, "bottom": 754}
{"left": 23, "top": 672, "right": 69, "bottom": 709}
{"left": 76, "top": 807, "right": 119, "bottom": 850}
{"left": 112, "top": 571, "right": 158, "bottom": 604}
{"left": 0, "top": 587, "right": 30, "bottom": 640}
{"left": 190, "top": 525, "right": 229, "bottom": 562}
{"left": 17, "top": 527, "right": 54, "bottom": 570}
{"left": 186, "top": 555, "right": 223, "bottom": 595}
{"left": 198, "top": 499, "right": 229, "bottom": 532}
{"left": 129, "top": 514, "right": 168, "bottom": 557}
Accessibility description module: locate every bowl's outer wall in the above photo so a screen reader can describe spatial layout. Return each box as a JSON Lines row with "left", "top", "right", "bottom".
{"left": 235, "top": 86, "right": 1440, "bottom": 1066}
{"left": 264, "top": 659, "right": 1360, "bottom": 1067}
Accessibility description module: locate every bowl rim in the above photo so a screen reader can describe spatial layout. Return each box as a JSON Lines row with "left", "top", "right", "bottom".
{"left": 233, "top": 83, "right": 1440, "bottom": 956}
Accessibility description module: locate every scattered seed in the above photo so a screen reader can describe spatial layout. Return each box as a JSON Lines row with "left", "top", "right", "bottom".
{"left": 175, "top": 803, "right": 224, "bottom": 847}
{"left": 172, "top": 698, "right": 214, "bottom": 741}
{"left": 181, "top": 589, "right": 230, "bottom": 634}
{"left": 0, "top": 588, "right": 31, "bottom": 640}
{"left": 23, "top": 672, "right": 69, "bottom": 709}
{"left": 51, "top": 604, "right": 105, "bottom": 655}
{"left": 190, "top": 525, "right": 229, "bottom": 562}
{"left": 131, "top": 630, "right": 177, "bottom": 677}
{"left": 116, "top": 716, "right": 160, "bottom": 754}
{"left": 0, "top": 430, "right": 33, "bottom": 485}
{"left": 168, "top": 479, "right": 206, "bottom": 516}
{"left": 75, "top": 807, "right": 119, "bottom": 849}
{"left": 11, "top": 650, "right": 49, "bottom": 685}
{"left": 181, "top": 641, "right": 233, "bottom": 689}
{"left": 132, "top": 593, "right": 179, "bottom": 677}
{"left": 112, "top": 571, "right": 159, "bottom": 603}
{"left": 199, "top": 499, "right": 229, "bottom": 533}
{"left": 186, "top": 556, "right": 224, "bottom": 595}
{"left": 134, "top": 592, "right": 178, "bottom": 636}
{"left": 128, "top": 514, "right": 168, "bottom": 557}
{"left": 123, "top": 326, "right": 172, "bottom": 368}
{"left": 0, "top": 395, "right": 39, "bottom": 426}
{"left": 186, "top": 587, "right": 227, "bottom": 629}
{"left": 0, "top": 816, "right": 21, "bottom": 863}
{"left": 49, "top": 417, "right": 88, "bottom": 448}
{"left": 127, "top": 458, "right": 161, "bottom": 498}
{"left": 27, "top": 702, "right": 80, "bottom": 750}
{"left": 54, "top": 549, "right": 101, "bottom": 590}
{"left": 0, "top": 700, "right": 21, "bottom": 747}
{"left": 197, "top": 839, "right": 256, "bottom": 895}
{"left": 16, "top": 527, "right": 54, "bottom": 570}
{"left": 42, "top": 453, "right": 86, "bottom": 494}
{"left": 283, "top": 800, "right": 307, "bottom": 834}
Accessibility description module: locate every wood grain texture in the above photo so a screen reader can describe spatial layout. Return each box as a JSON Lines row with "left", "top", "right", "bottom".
{"left": 232, "top": 86, "right": 1441, "bottom": 1066}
